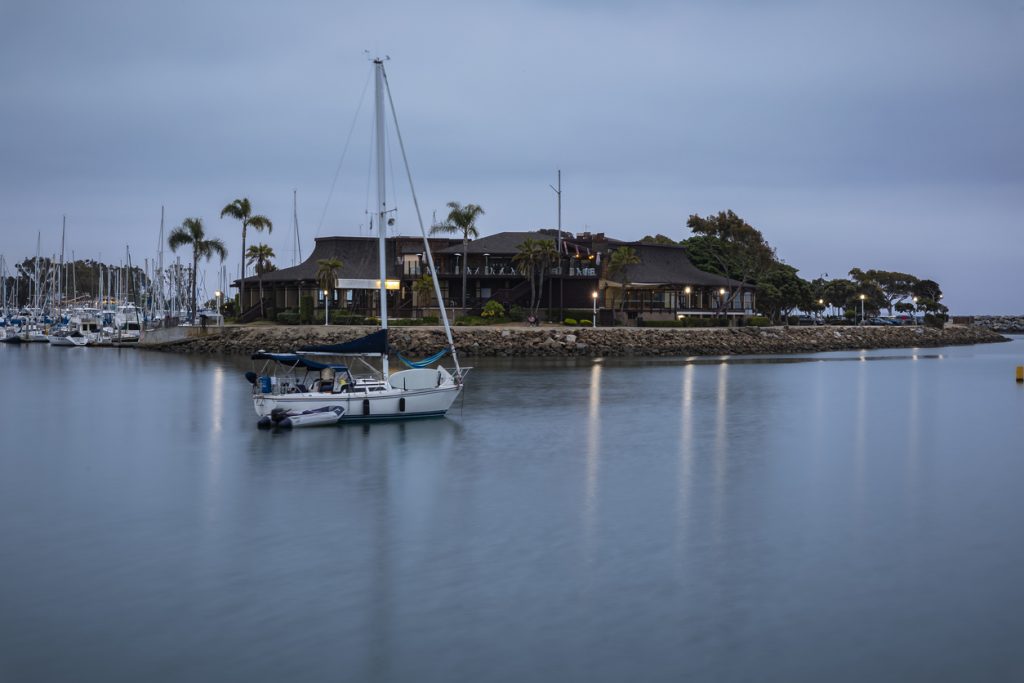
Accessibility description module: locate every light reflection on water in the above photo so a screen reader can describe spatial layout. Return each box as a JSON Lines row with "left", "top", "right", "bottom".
{"left": 1, "top": 339, "right": 1024, "bottom": 682}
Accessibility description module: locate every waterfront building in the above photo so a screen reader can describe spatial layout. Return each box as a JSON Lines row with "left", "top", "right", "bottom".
{"left": 232, "top": 230, "right": 755, "bottom": 323}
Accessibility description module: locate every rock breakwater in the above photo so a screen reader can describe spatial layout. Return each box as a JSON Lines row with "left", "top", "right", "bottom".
{"left": 972, "top": 315, "right": 1024, "bottom": 334}
{"left": 145, "top": 324, "right": 1007, "bottom": 358}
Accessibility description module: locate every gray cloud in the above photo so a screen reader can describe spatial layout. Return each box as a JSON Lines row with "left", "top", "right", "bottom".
{"left": 1, "top": 0, "right": 1021, "bottom": 311}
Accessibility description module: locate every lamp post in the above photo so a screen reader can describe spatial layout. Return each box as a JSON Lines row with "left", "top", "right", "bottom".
{"left": 324, "top": 289, "right": 329, "bottom": 326}
{"left": 818, "top": 298, "right": 824, "bottom": 321}
{"left": 859, "top": 293, "right": 866, "bottom": 324}
{"left": 591, "top": 291, "right": 598, "bottom": 327}
{"left": 215, "top": 290, "right": 222, "bottom": 324}
{"left": 684, "top": 286, "right": 691, "bottom": 310}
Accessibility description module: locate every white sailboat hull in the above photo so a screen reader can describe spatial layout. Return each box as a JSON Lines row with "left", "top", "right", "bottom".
{"left": 253, "top": 384, "right": 462, "bottom": 421}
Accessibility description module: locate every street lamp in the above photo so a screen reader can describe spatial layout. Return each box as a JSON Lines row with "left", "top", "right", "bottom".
{"left": 591, "top": 291, "right": 598, "bottom": 327}
{"left": 214, "top": 290, "right": 222, "bottom": 324}
{"left": 324, "top": 289, "right": 329, "bottom": 326}
{"left": 818, "top": 298, "right": 824, "bottom": 321}
{"left": 859, "top": 293, "right": 866, "bottom": 324}
{"left": 684, "top": 286, "right": 691, "bottom": 309}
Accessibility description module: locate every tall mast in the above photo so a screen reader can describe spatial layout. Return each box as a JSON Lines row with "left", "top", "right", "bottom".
{"left": 58, "top": 216, "right": 66, "bottom": 310}
{"left": 157, "top": 206, "right": 165, "bottom": 313}
{"left": 34, "top": 232, "right": 41, "bottom": 311}
{"left": 374, "top": 58, "right": 389, "bottom": 378}
{"left": 292, "top": 189, "right": 302, "bottom": 266}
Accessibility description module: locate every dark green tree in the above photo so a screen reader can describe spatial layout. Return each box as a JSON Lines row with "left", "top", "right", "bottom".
{"left": 755, "top": 264, "right": 812, "bottom": 324}
{"left": 683, "top": 210, "right": 776, "bottom": 314}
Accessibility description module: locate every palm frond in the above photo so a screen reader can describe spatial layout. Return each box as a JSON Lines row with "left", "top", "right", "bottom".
{"left": 167, "top": 227, "right": 192, "bottom": 252}
{"left": 429, "top": 222, "right": 458, "bottom": 235}
{"left": 247, "top": 214, "right": 273, "bottom": 232}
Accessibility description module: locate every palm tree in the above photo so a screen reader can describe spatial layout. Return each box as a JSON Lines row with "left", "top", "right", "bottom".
{"left": 221, "top": 198, "right": 272, "bottom": 315}
{"left": 168, "top": 218, "right": 227, "bottom": 322}
{"left": 512, "top": 238, "right": 542, "bottom": 314}
{"left": 607, "top": 246, "right": 641, "bottom": 312}
{"left": 245, "top": 244, "right": 276, "bottom": 318}
{"left": 430, "top": 201, "right": 484, "bottom": 312}
{"left": 316, "top": 258, "right": 342, "bottom": 324}
{"left": 534, "top": 239, "right": 558, "bottom": 315}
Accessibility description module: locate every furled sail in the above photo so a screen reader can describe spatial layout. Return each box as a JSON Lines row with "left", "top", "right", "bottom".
{"left": 297, "top": 329, "right": 388, "bottom": 356}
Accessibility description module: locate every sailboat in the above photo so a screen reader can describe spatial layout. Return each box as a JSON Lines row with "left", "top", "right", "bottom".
{"left": 247, "top": 59, "right": 468, "bottom": 424}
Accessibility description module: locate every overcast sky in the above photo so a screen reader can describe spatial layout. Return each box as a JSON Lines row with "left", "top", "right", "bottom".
{"left": 1, "top": 0, "right": 1021, "bottom": 312}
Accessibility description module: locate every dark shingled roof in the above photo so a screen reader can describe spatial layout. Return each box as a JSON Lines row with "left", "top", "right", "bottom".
{"left": 434, "top": 230, "right": 623, "bottom": 256}
{"left": 435, "top": 231, "right": 552, "bottom": 255}
{"left": 234, "top": 235, "right": 457, "bottom": 285}
{"left": 613, "top": 243, "right": 746, "bottom": 288}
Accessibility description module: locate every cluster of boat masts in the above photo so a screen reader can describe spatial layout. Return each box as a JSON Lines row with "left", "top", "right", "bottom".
{"left": 2, "top": 225, "right": 225, "bottom": 347}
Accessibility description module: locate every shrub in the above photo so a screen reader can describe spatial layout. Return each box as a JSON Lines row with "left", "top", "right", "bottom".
{"left": 329, "top": 310, "right": 360, "bottom": 325}
{"left": 299, "top": 296, "right": 314, "bottom": 324}
{"left": 563, "top": 318, "right": 578, "bottom": 326}
{"left": 578, "top": 319, "right": 592, "bottom": 326}
{"left": 277, "top": 310, "right": 301, "bottom": 325}
{"left": 747, "top": 316, "right": 770, "bottom": 327}
{"left": 481, "top": 300, "right": 505, "bottom": 318}
{"left": 454, "top": 315, "right": 492, "bottom": 326}
{"left": 507, "top": 305, "right": 525, "bottom": 322}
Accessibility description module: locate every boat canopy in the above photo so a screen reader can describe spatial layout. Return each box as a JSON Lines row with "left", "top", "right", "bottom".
{"left": 250, "top": 351, "right": 348, "bottom": 371}
{"left": 298, "top": 329, "right": 388, "bottom": 356}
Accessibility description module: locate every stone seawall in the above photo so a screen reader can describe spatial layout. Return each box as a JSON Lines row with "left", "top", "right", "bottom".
{"left": 972, "top": 315, "right": 1024, "bottom": 334}
{"left": 144, "top": 324, "right": 1008, "bottom": 358}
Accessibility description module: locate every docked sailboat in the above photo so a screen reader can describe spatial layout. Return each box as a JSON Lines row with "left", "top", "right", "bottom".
{"left": 247, "top": 59, "right": 468, "bottom": 423}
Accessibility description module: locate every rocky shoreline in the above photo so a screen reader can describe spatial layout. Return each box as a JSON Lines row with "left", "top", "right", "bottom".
{"left": 144, "top": 324, "right": 1008, "bottom": 358}
{"left": 972, "top": 315, "right": 1024, "bottom": 334}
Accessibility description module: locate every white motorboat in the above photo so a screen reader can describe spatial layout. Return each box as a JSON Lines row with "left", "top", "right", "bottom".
{"left": 247, "top": 59, "right": 468, "bottom": 424}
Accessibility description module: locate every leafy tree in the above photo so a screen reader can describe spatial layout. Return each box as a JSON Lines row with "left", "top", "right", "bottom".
{"left": 849, "top": 268, "right": 918, "bottom": 315}
{"left": 912, "top": 279, "right": 942, "bottom": 302}
{"left": 168, "top": 217, "right": 227, "bottom": 322}
{"left": 430, "top": 201, "right": 484, "bottom": 311}
{"left": 640, "top": 234, "right": 678, "bottom": 245}
{"left": 822, "top": 278, "right": 858, "bottom": 315}
{"left": 245, "top": 244, "right": 276, "bottom": 318}
{"left": 221, "top": 197, "right": 273, "bottom": 315}
{"left": 682, "top": 210, "right": 775, "bottom": 314}
{"left": 912, "top": 279, "right": 947, "bottom": 327}
{"left": 606, "top": 246, "right": 641, "bottom": 312}
{"left": 413, "top": 273, "right": 435, "bottom": 307}
{"left": 755, "top": 264, "right": 811, "bottom": 324}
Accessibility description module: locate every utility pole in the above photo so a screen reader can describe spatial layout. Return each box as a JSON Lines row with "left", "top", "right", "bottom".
{"left": 549, "top": 169, "right": 563, "bottom": 318}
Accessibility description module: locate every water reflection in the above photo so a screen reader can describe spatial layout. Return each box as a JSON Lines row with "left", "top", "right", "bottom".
{"left": 583, "top": 361, "right": 602, "bottom": 568}
{"left": 4, "top": 340, "right": 1024, "bottom": 681}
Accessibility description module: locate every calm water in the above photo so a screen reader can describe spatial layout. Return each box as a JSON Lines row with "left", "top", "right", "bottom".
{"left": 2, "top": 338, "right": 1024, "bottom": 682}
